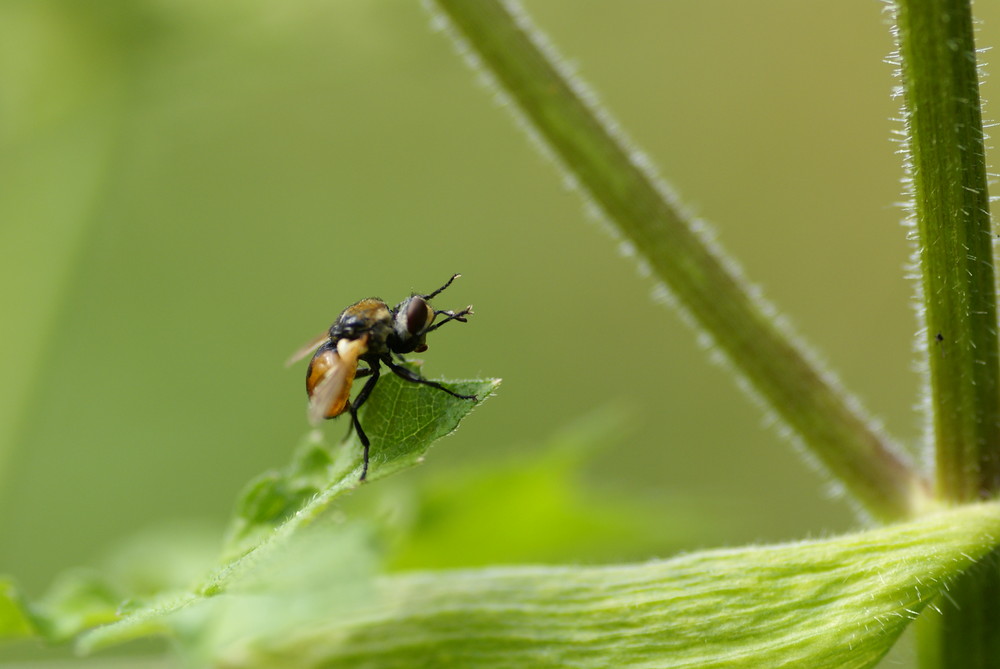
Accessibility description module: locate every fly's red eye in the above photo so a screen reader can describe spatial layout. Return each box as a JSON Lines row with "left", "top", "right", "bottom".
{"left": 406, "top": 297, "right": 431, "bottom": 335}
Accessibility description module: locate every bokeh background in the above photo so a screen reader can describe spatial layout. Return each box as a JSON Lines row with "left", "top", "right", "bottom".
{"left": 2, "top": 1, "right": 998, "bottom": 663}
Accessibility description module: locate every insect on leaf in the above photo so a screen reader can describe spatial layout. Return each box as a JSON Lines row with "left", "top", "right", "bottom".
{"left": 66, "top": 370, "right": 500, "bottom": 654}
{"left": 227, "top": 369, "right": 499, "bottom": 553}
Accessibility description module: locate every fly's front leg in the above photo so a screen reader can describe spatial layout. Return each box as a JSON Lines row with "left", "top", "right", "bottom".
{"left": 383, "top": 356, "right": 477, "bottom": 401}
{"left": 425, "top": 305, "right": 473, "bottom": 333}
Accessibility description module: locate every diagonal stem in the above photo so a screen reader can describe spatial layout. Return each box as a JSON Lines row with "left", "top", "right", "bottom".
{"left": 430, "top": 0, "right": 928, "bottom": 520}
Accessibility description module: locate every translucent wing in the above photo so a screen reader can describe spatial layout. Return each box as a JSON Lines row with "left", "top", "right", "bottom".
{"left": 306, "top": 335, "right": 369, "bottom": 426}
{"left": 285, "top": 332, "right": 330, "bottom": 368}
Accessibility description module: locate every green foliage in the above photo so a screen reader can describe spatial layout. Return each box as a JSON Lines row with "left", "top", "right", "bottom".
{"left": 0, "top": 370, "right": 497, "bottom": 650}
{"left": 225, "top": 369, "right": 498, "bottom": 556}
{"left": 2, "top": 0, "right": 998, "bottom": 667}
{"left": 7, "top": 381, "right": 997, "bottom": 668}
{"left": 381, "top": 410, "right": 726, "bottom": 569}
{"left": 0, "top": 579, "right": 37, "bottom": 641}
{"left": 79, "top": 505, "right": 1000, "bottom": 668}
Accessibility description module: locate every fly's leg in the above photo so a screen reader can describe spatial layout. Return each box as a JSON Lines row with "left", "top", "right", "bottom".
{"left": 426, "top": 306, "right": 473, "bottom": 333}
{"left": 348, "top": 362, "right": 380, "bottom": 480}
{"left": 383, "top": 356, "right": 477, "bottom": 401}
{"left": 340, "top": 366, "right": 373, "bottom": 443}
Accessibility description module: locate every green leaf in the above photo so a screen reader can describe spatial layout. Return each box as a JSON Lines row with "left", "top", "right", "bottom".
{"left": 0, "top": 570, "right": 123, "bottom": 644}
{"left": 226, "top": 369, "right": 499, "bottom": 554}
{"left": 383, "top": 409, "right": 726, "bottom": 569}
{"left": 76, "top": 370, "right": 498, "bottom": 652}
{"left": 166, "top": 522, "right": 381, "bottom": 666}
{"left": 30, "top": 570, "right": 123, "bottom": 642}
{"left": 0, "top": 577, "right": 39, "bottom": 641}
{"left": 84, "top": 503, "right": 1000, "bottom": 667}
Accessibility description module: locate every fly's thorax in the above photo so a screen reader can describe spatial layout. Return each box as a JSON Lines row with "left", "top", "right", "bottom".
{"left": 329, "top": 297, "right": 393, "bottom": 352}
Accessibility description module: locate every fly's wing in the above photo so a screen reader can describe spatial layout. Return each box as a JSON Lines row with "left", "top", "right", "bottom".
{"left": 306, "top": 335, "right": 369, "bottom": 426}
{"left": 285, "top": 332, "right": 330, "bottom": 368}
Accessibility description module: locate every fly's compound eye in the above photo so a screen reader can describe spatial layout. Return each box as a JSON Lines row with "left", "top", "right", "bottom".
{"left": 392, "top": 296, "right": 434, "bottom": 352}
{"left": 404, "top": 296, "right": 433, "bottom": 337}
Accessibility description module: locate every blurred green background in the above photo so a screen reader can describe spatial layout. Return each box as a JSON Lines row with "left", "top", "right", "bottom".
{"left": 2, "top": 0, "right": 997, "bottom": 629}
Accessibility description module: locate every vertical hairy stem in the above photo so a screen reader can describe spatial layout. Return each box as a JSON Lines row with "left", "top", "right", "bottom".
{"left": 895, "top": 0, "right": 1000, "bottom": 503}
{"left": 891, "top": 0, "right": 1000, "bottom": 665}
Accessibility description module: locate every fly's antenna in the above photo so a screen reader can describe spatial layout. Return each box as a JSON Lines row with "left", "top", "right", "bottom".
{"left": 420, "top": 273, "right": 461, "bottom": 300}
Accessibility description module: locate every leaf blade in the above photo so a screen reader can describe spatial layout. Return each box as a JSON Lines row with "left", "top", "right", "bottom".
{"left": 77, "top": 372, "right": 498, "bottom": 652}
{"left": 0, "top": 578, "right": 39, "bottom": 641}
{"left": 226, "top": 372, "right": 499, "bottom": 552}
{"left": 209, "top": 503, "right": 1000, "bottom": 668}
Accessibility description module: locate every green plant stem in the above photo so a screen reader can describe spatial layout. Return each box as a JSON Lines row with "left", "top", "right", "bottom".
{"left": 430, "top": 0, "right": 926, "bottom": 520}
{"left": 892, "top": 0, "right": 1000, "bottom": 665}
{"left": 916, "top": 555, "right": 1000, "bottom": 669}
{"left": 895, "top": 0, "right": 1000, "bottom": 502}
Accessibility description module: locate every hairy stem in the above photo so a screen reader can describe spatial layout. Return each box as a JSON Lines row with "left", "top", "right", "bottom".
{"left": 890, "top": 0, "right": 1000, "bottom": 665}
{"left": 895, "top": 0, "right": 1000, "bottom": 502}
{"left": 430, "top": 0, "right": 927, "bottom": 520}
